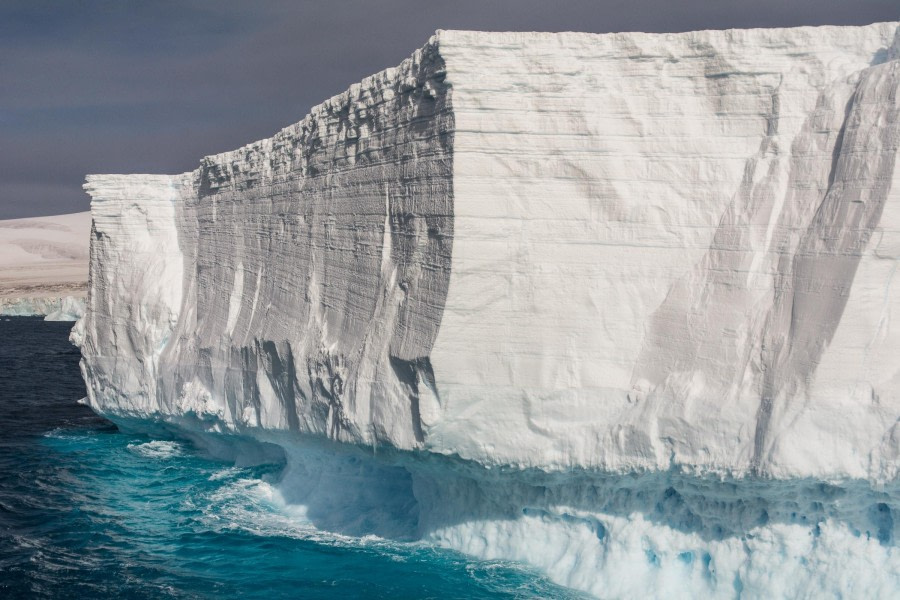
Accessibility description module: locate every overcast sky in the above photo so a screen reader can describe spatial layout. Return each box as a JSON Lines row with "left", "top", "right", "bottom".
{"left": 1, "top": 0, "right": 897, "bottom": 218}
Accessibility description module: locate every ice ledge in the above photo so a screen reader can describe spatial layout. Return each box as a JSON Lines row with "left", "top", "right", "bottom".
{"left": 105, "top": 413, "right": 900, "bottom": 599}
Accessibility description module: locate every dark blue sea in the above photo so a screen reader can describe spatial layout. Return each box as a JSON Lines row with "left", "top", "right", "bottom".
{"left": 0, "top": 317, "right": 574, "bottom": 599}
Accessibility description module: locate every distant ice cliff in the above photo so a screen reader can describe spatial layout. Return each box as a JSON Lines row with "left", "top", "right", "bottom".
{"left": 0, "top": 296, "right": 85, "bottom": 321}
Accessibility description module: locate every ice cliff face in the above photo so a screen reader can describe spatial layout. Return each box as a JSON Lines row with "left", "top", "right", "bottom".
{"left": 0, "top": 296, "right": 85, "bottom": 321}
{"left": 79, "top": 23, "right": 900, "bottom": 482}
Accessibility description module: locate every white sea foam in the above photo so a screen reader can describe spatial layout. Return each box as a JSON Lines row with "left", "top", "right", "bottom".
{"left": 115, "top": 428, "right": 900, "bottom": 598}
{"left": 200, "top": 472, "right": 393, "bottom": 550}
{"left": 427, "top": 508, "right": 900, "bottom": 599}
{"left": 126, "top": 440, "right": 183, "bottom": 459}
{"left": 207, "top": 467, "right": 242, "bottom": 482}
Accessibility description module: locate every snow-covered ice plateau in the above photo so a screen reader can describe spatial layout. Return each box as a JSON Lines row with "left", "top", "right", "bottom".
{"left": 0, "top": 211, "right": 89, "bottom": 320}
{"left": 76, "top": 23, "right": 900, "bottom": 598}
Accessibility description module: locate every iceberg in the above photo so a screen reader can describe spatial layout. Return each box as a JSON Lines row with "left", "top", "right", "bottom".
{"left": 76, "top": 23, "right": 900, "bottom": 597}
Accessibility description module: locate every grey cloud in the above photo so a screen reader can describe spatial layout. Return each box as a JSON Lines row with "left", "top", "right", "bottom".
{"left": 1, "top": 0, "right": 897, "bottom": 218}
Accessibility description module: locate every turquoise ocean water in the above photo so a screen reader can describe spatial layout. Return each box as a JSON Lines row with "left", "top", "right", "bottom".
{"left": 0, "top": 317, "right": 578, "bottom": 599}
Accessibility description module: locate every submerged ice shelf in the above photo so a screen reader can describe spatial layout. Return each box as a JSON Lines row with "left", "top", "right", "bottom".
{"left": 271, "top": 438, "right": 900, "bottom": 599}
{"left": 76, "top": 22, "right": 900, "bottom": 598}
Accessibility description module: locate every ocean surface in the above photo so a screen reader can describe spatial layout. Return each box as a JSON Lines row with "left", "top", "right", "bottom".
{"left": 0, "top": 317, "right": 577, "bottom": 599}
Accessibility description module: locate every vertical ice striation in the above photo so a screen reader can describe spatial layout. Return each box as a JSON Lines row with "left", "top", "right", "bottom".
{"left": 78, "top": 38, "right": 453, "bottom": 451}
{"left": 77, "top": 175, "right": 187, "bottom": 415}
{"left": 79, "top": 24, "right": 900, "bottom": 480}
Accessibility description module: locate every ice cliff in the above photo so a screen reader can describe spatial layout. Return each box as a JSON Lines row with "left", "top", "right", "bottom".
{"left": 0, "top": 295, "right": 85, "bottom": 321}
{"left": 78, "top": 22, "right": 900, "bottom": 480}
{"left": 76, "top": 23, "right": 900, "bottom": 597}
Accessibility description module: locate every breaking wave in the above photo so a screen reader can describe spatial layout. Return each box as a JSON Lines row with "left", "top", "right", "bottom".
{"left": 126, "top": 439, "right": 184, "bottom": 459}
{"left": 8, "top": 424, "right": 577, "bottom": 599}
{"left": 179, "top": 429, "right": 900, "bottom": 599}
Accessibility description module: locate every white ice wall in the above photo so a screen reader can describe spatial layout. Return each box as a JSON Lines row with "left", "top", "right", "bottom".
{"left": 75, "top": 175, "right": 187, "bottom": 415}
{"left": 79, "top": 23, "right": 900, "bottom": 481}
{"left": 429, "top": 24, "right": 900, "bottom": 480}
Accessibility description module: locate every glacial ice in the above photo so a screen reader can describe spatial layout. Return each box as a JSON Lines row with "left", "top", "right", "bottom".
{"left": 76, "top": 23, "right": 900, "bottom": 598}
{"left": 43, "top": 296, "right": 86, "bottom": 322}
{"left": 0, "top": 295, "right": 85, "bottom": 321}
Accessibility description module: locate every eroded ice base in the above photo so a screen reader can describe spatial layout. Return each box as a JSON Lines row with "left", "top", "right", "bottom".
{"left": 119, "top": 417, "right": 900, "bottom": 600}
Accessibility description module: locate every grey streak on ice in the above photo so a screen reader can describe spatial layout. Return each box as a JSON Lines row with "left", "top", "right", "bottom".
{"left": 80, "top": 39, "right": 453, "bottom": 450}
{"left": 630, "top": 46, "right": 900, "bottom": 473}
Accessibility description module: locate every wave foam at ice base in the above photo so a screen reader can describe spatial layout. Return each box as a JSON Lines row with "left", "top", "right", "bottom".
{"left": 172, "top": 430, "right": 900, "bottom": 600}
{"left": 433, "top": 503, "right": 899, "bottom": 599}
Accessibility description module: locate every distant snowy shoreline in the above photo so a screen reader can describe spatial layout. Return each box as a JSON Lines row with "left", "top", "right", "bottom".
{"left": 0, "top": 211, "right": 90, "bottom": 321}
